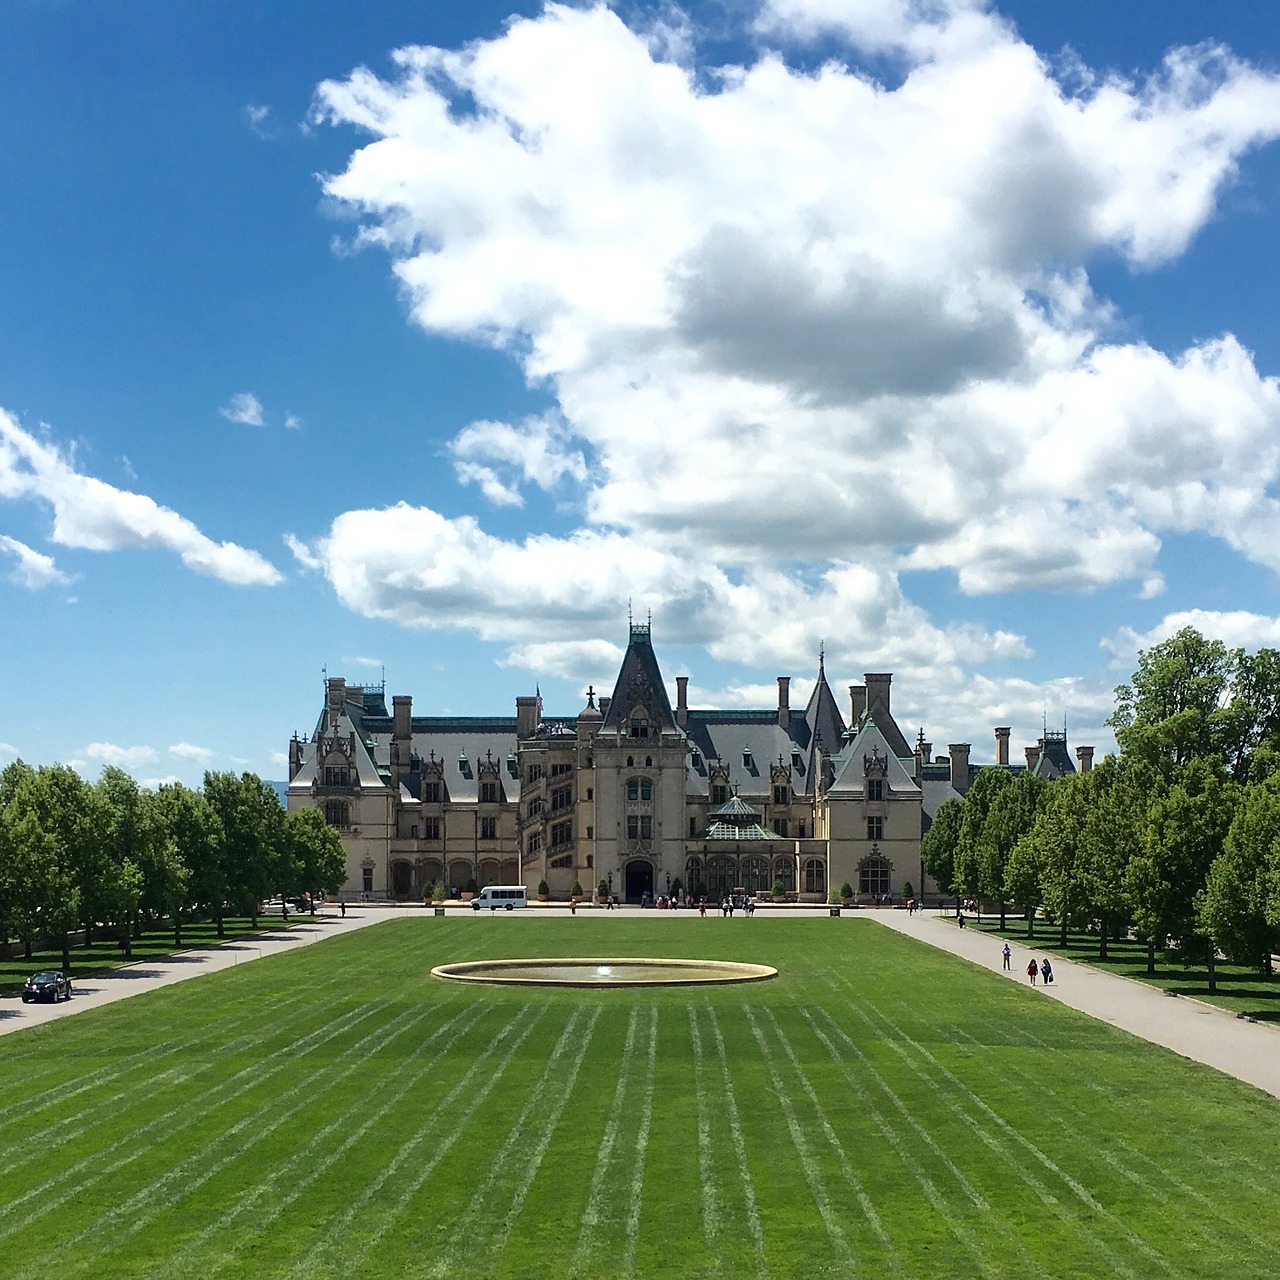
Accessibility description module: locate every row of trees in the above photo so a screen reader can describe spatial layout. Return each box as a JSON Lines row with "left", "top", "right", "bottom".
{"left": 922, "top": 628, "right": 1280, "bottom": 983}
{"left": 0, "top": 763, "right": 345, "bottom": 968}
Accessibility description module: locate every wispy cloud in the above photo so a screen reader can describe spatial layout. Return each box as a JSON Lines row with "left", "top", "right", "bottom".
{"left": 342, "top": 655, "right": 383, "bottom": 669}
{"left": 245, "top": 103, "right": 275, "bottom": 140}
{"left": 219, "top": 392, "right": 266, "bottom": 427}
{"left": 82, "top": 742, "right": 160, "bottom": 768}
{"left": 169, "top": 742, "right": 214, "bottom": 762}
{"left": 0, "top": 534, "right": 73, "bottom": 589}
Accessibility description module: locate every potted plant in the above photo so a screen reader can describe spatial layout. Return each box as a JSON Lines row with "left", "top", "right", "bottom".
{"left": 422, "top": 881, "right": 435, "bottom": 906}
{"left": 772, "top": 878, "right": 787, "bottom": 903}
{"left": 570, "top": 881, "right": 584, "bottom": 898}
{"left": 432, "top": 881, "right": 446, "bottom": 905}
{"left": 902, "top": 881, "right": 915, "bottom": 906}
{"left": 596, "top": 878, "right": 609, "bottom": 904}
{"left": 840, "top": 882, "right": 854, "bottom": 907}
{"left": 537, "top": 879, "right": 550, "bottom": 903}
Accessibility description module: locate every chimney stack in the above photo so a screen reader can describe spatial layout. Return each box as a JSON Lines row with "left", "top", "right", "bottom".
{"left": 1025, "top": 745, "right": 1041, "bottom": 771}
{"left": 1076, "top": 745, "right": 1094, "bottom": 773}
{"left": 326, "top": 677, "right": 347, "bottom": 729}
{"left": 393, "top": 694, "right": 412, "bottom": 741}
{"left": 949, "top": 743, "right": 971, "bottom": 794}
{"left": 676, "top": 676, "right": 689, "bottom": 728}
{"left": 865, "top": 673, "right": 892, "bottom": 720}
{"left": 995, "top": 726, "right": 1010, "bottom": 767}
{"left": 777, "top": 676, "right": 790, "bottom": 727}
{"left": 516, "top": 695, "right": 540, "bottom": 740}
{"left": 850, "top": 684, "right": 867, "bottom": 726}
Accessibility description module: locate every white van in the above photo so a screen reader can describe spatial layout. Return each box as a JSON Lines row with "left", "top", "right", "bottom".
{"left": 472, "top": 885, "right": 529, "bottom": 911}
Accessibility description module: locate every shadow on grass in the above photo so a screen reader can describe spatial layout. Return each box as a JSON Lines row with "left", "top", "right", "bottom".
{"left": 968, "top": 915, "right": 1280, "bottom": 1022}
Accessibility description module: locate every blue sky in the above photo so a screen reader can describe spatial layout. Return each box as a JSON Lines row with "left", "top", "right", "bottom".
{"left": 4, "top": 0, "right": 1280, "bottom": 785}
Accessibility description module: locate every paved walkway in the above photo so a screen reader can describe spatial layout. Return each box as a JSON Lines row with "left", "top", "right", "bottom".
{"left": 868, "top": 908, "right": 1280, "bottom": 1100}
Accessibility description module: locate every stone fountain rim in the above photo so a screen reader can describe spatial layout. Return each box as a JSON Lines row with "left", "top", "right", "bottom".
{"left": 431, "top": 956, "right": 778, "bottom": 988}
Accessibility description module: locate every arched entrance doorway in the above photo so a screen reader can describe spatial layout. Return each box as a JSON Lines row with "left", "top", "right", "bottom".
{"left": 391, "top": 860, "right": 412, "bottom": 899}
{"left": 624, "top": 859, "right": 654, "bottom": 904}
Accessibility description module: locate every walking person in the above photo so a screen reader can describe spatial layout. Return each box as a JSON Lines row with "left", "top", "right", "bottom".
{"left": 1041, "top": 957, "right": 1053, "bottom": 985}
{"left": 1027, "top": 959, "right": 1038, "bottom": 984}
{"left": 1002, "top": 943, "right": 1011, "bottom": 971}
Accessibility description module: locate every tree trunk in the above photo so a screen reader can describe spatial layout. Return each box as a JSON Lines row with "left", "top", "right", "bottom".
{"left": 1146, "top": 938, "right": 1156, "bottom": 976}
{"left": 61, "top": 932, "right": 71, "bottom": 971}
{"left": 1099, "top": 921, "right": 1109, "bottom": 962}
{"left": 216, "top": 907, "right": 224, "bottom": 939}
{"left": 174, "top": 913, "right": 182, "bottom": 948}
{"left": 1207, "top": 943, "right": 1217, "bottom": 994}
{"left": 1059, "top": 910, "right": 1067, "bottom": 949}
{"left": 24, "top": 938, "right": 32, "bottom": 960}
{"left": 1025, "top": 907, "right": 1034, "bottom": 939}
{"left": 999, "top": 902, "right": 1006, "bottom": 930}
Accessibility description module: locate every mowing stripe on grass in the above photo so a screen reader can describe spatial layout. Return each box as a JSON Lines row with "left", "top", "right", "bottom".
{"left": 854, "top": 995, "right": 1165, "bottom": 1279}
{"left": 705, "top": 1006, "right": 766, "bottom": 1271}
{"left": 0, "top": 1000, "right": 379, "bottom": 1247}
{"left": 301, "top": 1004, "right": 550, "bottom": 1279}
{"left": 21, "top": 1001, "right": 434, "bottom": 1280}
{"left": 433, "top": 1006, "right": 603, "bottom": 1278}
{"left": 621, "top": 1004, "right": 659, "bottom": 1276}
{"left": 177, "top": 1001, "right": 485, "bottom": 1275}
{"left": 572, "top": 1005, "right": 642, "bottom": 1272}
{"left": 951, "top": 1016, "right": 1278, "bottom": 1268}
{"left": 803, "top": 1007, "right": 1041, "bottom": 1280}
{"left": 688, "top": 1005, "right": 720, "bottom": 1251}
{"left": 743, "top": 1004, "right": 859, "bottom": 1272}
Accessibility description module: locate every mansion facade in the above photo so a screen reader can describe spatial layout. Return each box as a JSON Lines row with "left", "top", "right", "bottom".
{"left": 287, "top": 623, "right": 1092, "bottom": 904}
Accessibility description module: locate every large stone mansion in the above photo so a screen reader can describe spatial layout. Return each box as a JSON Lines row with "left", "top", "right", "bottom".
{"left": 287, "top": 622, "right": 1092, "bottom": 904}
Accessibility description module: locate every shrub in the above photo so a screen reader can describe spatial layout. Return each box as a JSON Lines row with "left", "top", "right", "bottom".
{"left": 772, "top": 879, "right": 786, "bottom": 897}
{"left": 537, "top": 880, "right": 550, "bottom": 897}
{"left": 570, "top": 881, "right": 584, "bottom": 897}
{"left": 902, "top": 881, "right": 915, "bottom": 901}
{"left": 840, "top": 882, "right": 854, "bottom": 899}
{"left": 597, "top": 879, "right": 608, "bottom": 897}
{"left": 432, "top": 881, "right": 446, "bottom": 903}
{"left": 465, "top": 878, "right": 478, "bottom": 895}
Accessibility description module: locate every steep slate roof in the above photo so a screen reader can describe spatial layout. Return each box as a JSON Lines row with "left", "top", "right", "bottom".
{"left": 684, "top": 711, "right": 807, "bottom": 799}
{"left": 803, "top": 657, "right": 847, "bottom": 761}
{"left": 828, "top": 718, "right": 921, "bottom": 796}
{"left": 600, "top": 623, "right": 678, "bottom": 735}
{"left": 287, "top": 711, "right": 384, "bottom": 791}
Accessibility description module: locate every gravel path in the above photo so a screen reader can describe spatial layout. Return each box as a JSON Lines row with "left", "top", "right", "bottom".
{"left": 869, "top": 907, "right": 1280, "bottom": 1100}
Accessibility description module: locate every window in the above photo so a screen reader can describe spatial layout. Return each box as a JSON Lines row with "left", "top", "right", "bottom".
{"left": 481, "top": 781, "right": 498, "bottom": 803}
{"left": 550, "top": 853, "right": 572, "bottom": 868}
{"left": 551, "top": 762, "right": 572, "bottom": 777}
{"left": 527, "top": 764, "right": 543, "bottom": 783}
{"left": 626, "top": 778, "right": 653, "bottom": 802}
{"left": 551, "top": 784, "right": 572, "bottom": 812}
{"left": 773, "top": 860, "right": 795, "bottom": 890}
{"left": 551, "top": 819, "right": 572, "bottom": 847}
{"left": 711, "top": 784, "right": 727, "bottom": 805}
{"left": 527, "top": 832, "right": 542, "bottom": 855}
{"left": 423, "top": 781, "right": 441, "bottom": 803}
{"left": 586, "top": 787, "right": 593, "bottom": 800}
{"left": 867, "top": 778, "right": 884, "bottom": 801}
{"left": 586, "top": 825, "right": 593, "bottom": 839}
{"left": 804, "top": 859, "right": 826, "bottom": 894}
{"left": 775, "top": 818, "right": 788, "bottom": 838}
{"left": 859, "top": 857, "right": 890, "bottom": 897}
{"left": 480, "top": 817, "right": 497, "bottom": 840}
{"left": 626, "top": 815, "right": 652, "bottom": 840}
{"left": 528, "top": 796, "right": 543, "bottom": 817}
{"left": 324, "top": 765, "right": 349, "bottom": 787}
{"left": 630, "top": 713, "right": 649, "bottom": 739}
{"left": 798, "top": 820, "right": 806, "bottom": 838}
{"left": 324, "top": 800, "right": 349, "bottom": 829}
{"left": 773, "top": 785, "right": 789, "bottom": 805}
{"left": 867, "top": 817, "right": 884, "bottom": 841}
{"left": 689, "top": 817, "right": 697, "bottom": 837}
{"left": 362, "top": 867, "right": 373, "bottom": 895}
{"left": 424, "top": 818, "right": 440, "bottom": 840}
{"left": 627, "top": 779, "right": 638, "bottom": 800}
{"left": 409, "top": 825, "right": 418, "bottom": 840}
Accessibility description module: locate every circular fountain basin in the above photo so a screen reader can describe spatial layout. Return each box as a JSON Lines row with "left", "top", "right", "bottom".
{"left": 431, "top": 957, "right": 777, "bottom": 988}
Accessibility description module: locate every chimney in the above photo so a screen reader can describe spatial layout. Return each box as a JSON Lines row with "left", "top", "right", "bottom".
{"left": 865, "top": 673, "right": 892, "bottom": 719}
{"left": 1025, "top": 745, "right": 1041, "bottom": 771}
{"left": 676, "top": 676, "right": 689, "bottom": 728}
{"left": 1076, "top": 745, "right": 1094, "bottom": 773}
{"left": 915, "top": 736, "right": 932, "bottom": 777}
{"left": 949, "top": 743, "right": 971, "bottom": 794}
{"left": 393, "top": 694, "right": 412, "bottom": 741}
{"left": 777, "top": 676, "right": 790, "bottom": 727}
{"left": 326, "top": 677, "right": 347, "bottom": 729}
{"left": 995, "top": 726, "right": 1010, "bottom": 767}
{"left": 599, "top": 696, "right": 611, "bottom": 720}
{"left": 850, "top": 684, "right": 867, "bottom": 726}
{"left": 288, "top": 734, "right": 304, "bottom": 781}
{"left": 516, "top": 695, "right": 540, "bottom": 740}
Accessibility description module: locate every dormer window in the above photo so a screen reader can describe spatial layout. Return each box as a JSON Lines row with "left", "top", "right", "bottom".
{"left": 629, "top": 709, "right": 650, "bottom": 739}
{"left": 742, "top": 747, "right": 753, "bottom": 768}
{"left": 458, "top": 751, "right": 468, "bottom": 769}
{"left": 867, "top": 778, "right": 884, "bottom": 801}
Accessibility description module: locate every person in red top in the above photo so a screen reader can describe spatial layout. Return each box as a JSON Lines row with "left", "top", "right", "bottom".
{"left": 1027, "top": 959, "right": 1038, "bottom": 984}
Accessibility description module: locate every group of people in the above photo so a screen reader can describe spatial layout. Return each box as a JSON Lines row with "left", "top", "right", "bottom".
{"left": 1000, "top": 943, "right": 1054, "bottom": 985}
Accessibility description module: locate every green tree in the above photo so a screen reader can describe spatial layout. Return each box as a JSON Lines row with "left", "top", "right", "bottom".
{"left": 1003, "top": 833, "right": 1043, "bottom": 938}
{"left": 954, "top": 768, "right": 1016, "bottom": 914}
{"left": 282, "top": 807, "right": 346, "bottom": 902}
{"left": 1125, "top": 758, "right": 1232, "bottom": 978}
{"left": 920, "top": 798, "right": 964, "bottom": 900}
{"left": 152, "top": 783, "right": 218, "bottom": 943}
{"left": 1075, "top": 757, "right": 1145, "bottom": 960}
{"left": 1037, "top": 772, "right": 1091, "bottom": 948}
{"left": 1200, "top": 775, "right": 1280, "bottom": 976}
{"left": 204, "top": 772, "right": 284, "bottom": 929}
{"left": 978, "top": 771, "right": 1046, "bottom": 929}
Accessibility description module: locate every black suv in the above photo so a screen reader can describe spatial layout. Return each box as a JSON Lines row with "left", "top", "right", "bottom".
{"left": 21, "top": 970, "right": 72, "bottom": 1003}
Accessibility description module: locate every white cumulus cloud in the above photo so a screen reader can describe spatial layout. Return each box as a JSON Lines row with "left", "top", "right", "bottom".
{"left": 0, "top": 535, "right": 73, "bottom": 590}
{"left": 169, "top": 742, "right": 215, "bottom": 762}
{"left": 219, "top": 392, "right": 266, "bottom": 426}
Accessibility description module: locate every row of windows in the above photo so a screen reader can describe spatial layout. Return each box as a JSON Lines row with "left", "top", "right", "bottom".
{"left": 684, "top": 856, "right": 827, "bottom": 896}
{"left": 323, "top": 765, "right": 350, "bottom": 787}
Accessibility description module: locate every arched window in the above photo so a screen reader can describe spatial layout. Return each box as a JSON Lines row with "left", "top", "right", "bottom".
{"left": 859, "top": 857, "right": 890, "bottom": 897}
{"left": 625, "top": 777, "right": 654, "bottom": 802}
{"left": 685, "top": 856, "right": 704, "bottom": 893}
{"left": 741, "top": 856, "right": 770, "bottom": 894}
{"left": 803, "top": 859, "right": 826, "bottom": 895}
{"left": 772, "top": 858, "right": 795, "bottom": 890}
{"left": 707, "top": 855, "right": 737, "bottom": 899}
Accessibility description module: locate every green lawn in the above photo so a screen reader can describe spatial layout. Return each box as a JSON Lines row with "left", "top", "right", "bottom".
{"left": 1, "top": 917, "right": 1277, "bottom": 1279}
{"left": 963, "top": 914, "right": 1280, "bottom": 1022}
